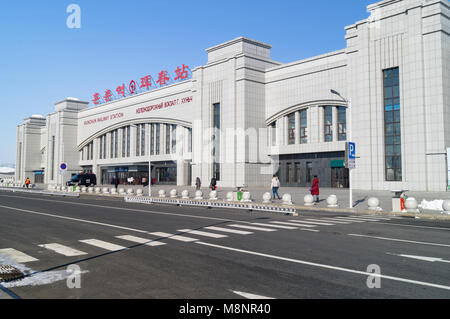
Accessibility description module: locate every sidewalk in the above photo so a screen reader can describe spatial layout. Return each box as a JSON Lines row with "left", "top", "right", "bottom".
{"left": 81, "top": 184, "right": 450, "bottom": 215}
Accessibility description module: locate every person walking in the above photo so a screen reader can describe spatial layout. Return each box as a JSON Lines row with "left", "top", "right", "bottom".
{"left": 113, "top": 175, "right": 119, "bottom": 189}
{"left": 210, "top": 177, "right": 217, "bottom": 191}
{"left": 271, "top": 175, "right": 281, "bottom": 200}
{"left": 310, "top": 175, "right": 320, "bottom": 203}
{"left": 195, "top": 177, "right": 201, "bottom": 190}
{"left": 25, "top": 177, "right": 31, "bottom": 188}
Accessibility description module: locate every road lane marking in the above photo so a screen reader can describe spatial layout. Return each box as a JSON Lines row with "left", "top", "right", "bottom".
{"left": 79, "top": 239, "right": 127, "bottom": 251}
{"left": 368, "top": 222, "right": 450, "bottom": 231}
{"left": 228, "top": 225, "right": 277, "bottom": 232}
{"left": 250, "top": 223, "right": 298, "bottom": 230}
{"left": 177, "top": 229, "right": 228, "bottom": 238}
{"left": 299, "top": 228, "right": 320, "bottom": 232}
{"left": 348, "top": 234, "right": 450, "bottom": 247}
{"left": 388, "top": 253, "right": 450, "bottom": 263}
{"left": 38, "top": 243, "right": 88, "bottom": 256}
{"left": 288, "top": 220, "right": 335, "bottom": 226}
{"left": 336, "top": 217, "right": 387, "bottom": 222}
{"left": 306, "top": 218, "right": 350, "bottom": 224}
{"left": 115, "top": 235, "right": 166, "bottom": 247}
{"left": 270, "top": 221, "right": 316, "bottom": 228}
{"left": 204, "top": 226, "right": 253, "bottom": 235}
{"left": 149, "top": 232, "right": 199, "bottom": 242}
{"left": 329, "top": 217, "right": 366, "bottom": 223}
{"left": 316, "top": 218, "right": 357, "bottom": 223}
{"left": 196, "top": 242, "right": 450, "bottom": 291}
{"left": 0, "top": 248, "right": 38, "bottom": 263}
{"left": 232, "top": 290, "right": 275, "bottom": 299}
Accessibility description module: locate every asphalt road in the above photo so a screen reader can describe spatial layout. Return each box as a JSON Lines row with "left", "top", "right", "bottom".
{"left": 0, "top": 190, "right": 449, "bottom": 299}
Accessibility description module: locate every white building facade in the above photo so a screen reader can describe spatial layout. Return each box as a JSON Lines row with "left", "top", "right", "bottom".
{"left": 16, "top": 0, "right": 450, "bottom": 191}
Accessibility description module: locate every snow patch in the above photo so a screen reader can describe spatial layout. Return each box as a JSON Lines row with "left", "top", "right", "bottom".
{"left": 418, "top": 200, "right": 444, "bottom": 211}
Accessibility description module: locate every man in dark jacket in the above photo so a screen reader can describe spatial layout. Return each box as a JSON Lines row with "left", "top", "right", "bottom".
{"left": 210, "top": 177, "right": 217, "bottom": 191}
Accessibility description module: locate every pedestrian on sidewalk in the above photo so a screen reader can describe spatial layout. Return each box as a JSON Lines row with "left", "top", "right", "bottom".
{"left": 271, "top": 175, "right": 281, "bottom": 200}
{"left": 195, "top": 177, "right": 201, "bottom": 190}
{"left": 112, "top": 176, "right": 119, "bottom": 189}
{"left": 25, "top": 177, "right": 31, "bottom": 188}
{"left": 210, "top": 177, "right": 217, "bottom": 191}
{"left": 310, "top": 175, "right": 319, "bottom": 202}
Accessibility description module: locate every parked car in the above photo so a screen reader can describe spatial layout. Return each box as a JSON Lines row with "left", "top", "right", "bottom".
{"left": 66, "top": 173, "right": 97, "bottom": 187}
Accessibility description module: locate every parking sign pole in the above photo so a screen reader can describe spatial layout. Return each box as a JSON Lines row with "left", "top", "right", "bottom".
{"left": 348, "top": 99, "right": 352, "bottom": 208}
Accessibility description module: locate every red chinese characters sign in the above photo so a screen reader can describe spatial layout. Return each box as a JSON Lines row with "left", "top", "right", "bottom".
{"left": 91, "top": 65, "right": 191, "bottom": 105}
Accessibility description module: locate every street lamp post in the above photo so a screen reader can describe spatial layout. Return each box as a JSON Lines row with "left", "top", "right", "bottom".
{"left": 331, "top": 90, "right": 353, "bottom": 208}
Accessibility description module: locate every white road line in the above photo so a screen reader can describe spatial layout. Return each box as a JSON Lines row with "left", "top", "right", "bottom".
{"left": 38, "top": 243, "right": 88, "bottom": 256}
{"left": 149, "top": 232, "right": 199, "bottom": 242}
{"left": 270, "top": 221, "right": 316, "bottom": 228}
{"left": 288, "top": 220, "right": 335, "bottom": 226}
{"left": 337, "top": 216, "right": 388, "bottom": 222}
{"left": 250, "top": 223, "right": 298, "bottom": 230}
{"left": 196, "top": 242, "right": 450, "bottom": 291}
{"left": 232, "top": 290, "right": 275, "bottom": 299}
{"left": 300, "top": 228, "right": 320, "bottom": 232}
{"left": 369, "top": 222, "right": 450, "bottom": 231}
{"left": 318, "top": 218, "right": 361, "bottom": 223}
{"left": 306, "top": 218, "right": 350, "bottom": 224}
{"left": 348, "top": 234, "right": 450, "bottom": 247}
{"left": 115, "top": 235, "right": 166, "bottom": 247}
{"left": 79, "top": 239, "right": 127, "bottom": 251}
{"left": 328, "top": 217, "right": 366, "bottom": 223}
{"left": 389, "top": 253, "right": 450, "bottom": 263}
{"left": 177, "top": 229, "right": 228, "bottom": 238}
{"left": 204, "top": 226, "right": 253, "bottom": 235}
{"left": 228, "top": 224, "right": 277, "bottom": 232}
{"left": 0, "top": 248, "right": 38, "bottom": 263}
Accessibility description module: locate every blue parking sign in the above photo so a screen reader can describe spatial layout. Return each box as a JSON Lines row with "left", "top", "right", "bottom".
{"left": 349, "top": 142, "right": 356, "bottom": 159}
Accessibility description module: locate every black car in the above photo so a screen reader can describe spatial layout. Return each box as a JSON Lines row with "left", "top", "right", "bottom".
{"left": 66, "top": 173, "right": 97, "bottom": 187}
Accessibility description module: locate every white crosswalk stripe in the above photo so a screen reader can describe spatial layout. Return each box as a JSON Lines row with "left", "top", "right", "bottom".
{"left": 0, "top": 248, "right": 38, "bottom": 263}
{"left": 79, "top": 239, "right": 127, "bottom": 251}
{"left": 270, "top": 221, "right": 316, "bottom": 228}
{"left": 38, "top": 243, "right": 88, "bottom": 256}
{"left": 115, "top": 235, "right": 166, "bottom": 246}
{"left": 335, "top": 217, "right": 384, "bottom": 222}
{"left": 251, "top": 223, "right": 298, "bottom": 230}
{"left": 228, "top": 224, "right": 277, "bottom": 232}
{"left": 177, "top": 229, "right": 228, "bottom": 238}
{"left": 204, "top": 226, "right": 253, "bottom": 235}
{"left": 149, "top": 232, "right": 199, "bottom": 242}
{"left": 306, "top": 218, "right": 351, "bottom": 224}
{"left": 288, "top": 220, "right": 335, "bottom": 226}
{"left": 327, "top": 217, "right": 366, "bottom": 223}
{"left": 348, "top": 216, "right": 392, "bottom": 221}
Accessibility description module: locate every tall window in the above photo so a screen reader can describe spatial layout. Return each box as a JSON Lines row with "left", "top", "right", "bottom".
{"left": 384, "top": 67, "right": 402, "bottom": 181}
{"left": 99, "top": 135, "right": 103, "bottom": 159}
{"left": 300, "top": 109, "right": 307, "bottom": 144}
{"left": 338, "top": 106, "right": 347, "bottom": 141}
{"left": 271, "top": 122, "right": 276, "bottom": 146}
{"left": 171, "top": 125, "right": 176, "bottom": 153}
{"left": 51, "top": 138, "right": 55, "bottom": 180}
{"left": 136, "top": 125, "right": 140, "bottom": 156}
{"left": 126, "top": 126, "right": 130, "bottom": 157}
{"left": 155, "top": 123, "right": 160, "bottom": 155}
{"left": 187, "top": 127, "right": 192, "bottom": 152}
{"left": 166, "top": 124, "right": 171, "bottom": 154}
{"left": 213, "top": 103, "right": 220, "bottom": 180}
{"left": 141, "top": 124, "right": 146, "bottom": 156}
{"left": 324, "top": 106, "right": 333, "bottom": 142}
{"left": 151, "top": 124, "right": 155, "bottom": 155}
{"left": 122, "top": 128, "right": 126, "bottom": 157}
{"left": 287, "top": 113, "right": 295, "bottom": 145}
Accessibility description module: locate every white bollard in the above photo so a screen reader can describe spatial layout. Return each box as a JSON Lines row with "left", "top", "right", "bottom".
{"left": 118, "top": 188, "right": 125, "bottom": 195}
{"left": 282, "top": 194, "right": 293, "bottom": 205}
{"left": 95, "top": 187, "right": 101, "bottom": 194}
{"left": 158, "top": 189, "right": 166, "bottom": 198}
{"left": 88, "top": 187, "right": 94, "bottom": 193}
{"left": 304, "top": 194, "right": 314, "bottom": 206}
{"left": 327, "top": 195, "right": 338, "bottom": 208}
{"left": 405, "top": 197, "right": 419, "bottom": 213}
{"left": 442, "top": 200, "right": 450, "bottom": 214}
{"left": 81, "top": 186, "right": 87, "bottom": 193}
{"left": 61, "top": 186, "right": 67, "bottom": 192}
{"left": 136, "top": 189, "right": 143, "bottom": 196}
{"left": 102, "top": 187, "right": 110, "bottom": 194}
{"left": 242, "top": 191, "right": 252, "bottom": 202}
{"left": 181, "top": 190, "right": 189, "bottom": 199}
{"left": 127, "top": 188, "right": 134, "bottom": 195}
{"left": 262, "top": 192, "right": 271, "bottom": 204}
{"left": 209, "top": 190, "right": 218, "bottom": 201}
{"left": 368, "top": 197, "right": 381, "bottom": 211}
{"left": 110, "top": 188, "right": 118, "bottom": 195}
{"left": 170, "top": 189, "right": 177, "bottom": 198}
{"left": 194, "top": 190, "right": 203, "bottom": 200}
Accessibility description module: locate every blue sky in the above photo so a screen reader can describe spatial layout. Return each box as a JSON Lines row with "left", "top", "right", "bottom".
{"left": 0, "top": 0, "right": 374, "bottom": 165}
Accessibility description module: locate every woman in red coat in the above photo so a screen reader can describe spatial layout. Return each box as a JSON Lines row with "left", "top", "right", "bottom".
{"left": 310, "top": 175, "right": 319, "bottom": 203}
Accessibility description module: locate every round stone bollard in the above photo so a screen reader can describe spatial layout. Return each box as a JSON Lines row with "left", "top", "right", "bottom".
{"left": 242, "top": 191, "right": 252, "bottom": 202}
{"left": 61, "top": 186, "right": 67, "bottom": 192}
{"left": 194, "top": 190, "right": 203, "bottom": 200}
{"left": 304, "top": 194, "right": 314, "bottom": 206}
{"left": 81, "top": 186, "right": 87, "bottom": 193}
{"left": 209, "top": 190, "right": 218, "bottom": 201}
{"left": 158, "top": 189, "right": 166, "bottom": 198}
{"left": 126, "top": 188, "right": 134, "bottom": 195}
{"left": 282, "top": 193, "right": 293, "bottom": 205}
{"left": 170, "top": 189, "right": 177, "bottom": 198}
{"left": 95, "top": 187, "right": 101, "bottom": 194}
{"left": 327, "top": 195, "right": 338, "bottom": 208}
{"left": 405, "top": 197, "right": 419, "bottom": 213}
{"left": 48, "top": 185, "right": 54, "bottom": 191}
{"left": 118, "top": 188, "right": 125, "bottom": 195}
{"left": 368, "top": 197, "right": 381, "bottom": 211}
{"left": 88, "top": 187, "right": 94, "bottom": 193}
{"left": 136, "top": 189, "right": 143, "bottom": 196}
{"left": 110, "top": 188, "right": 118, "bottom": 195}
{"left": 226, "top": 192, "right": 234, "bottom": 202}
{"left": 102, "top": 187, "right": 110, "bottom": 194}
{"left": 262, "top": 192, "right": 271, "bottom": 204}
{"left": 181, "top": 190, "right": 189, "bottom": 199}
{"left": 442, "top": 200, "right": 450, "bottom": 213}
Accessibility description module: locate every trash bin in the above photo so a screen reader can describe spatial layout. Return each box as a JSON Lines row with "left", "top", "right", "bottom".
{"left": 391, "top": 190, "right": 408, "bottom": 212}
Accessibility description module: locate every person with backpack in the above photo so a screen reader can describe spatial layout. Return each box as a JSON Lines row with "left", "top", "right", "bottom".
{"left": 271, "top": 175, "right": 281, "bottom": 200}
{"left": 310, "top": 175, "right": 320, "bottom": 203}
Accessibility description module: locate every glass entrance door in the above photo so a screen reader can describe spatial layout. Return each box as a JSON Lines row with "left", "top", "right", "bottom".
{"left": 331, "top": 167, "right": 349, "bottom": 188}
